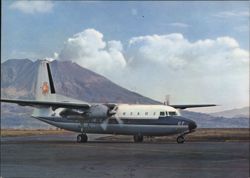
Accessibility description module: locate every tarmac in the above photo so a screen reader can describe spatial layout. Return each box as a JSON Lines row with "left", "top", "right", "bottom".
{"left": 1, "top": 133, "right": 249, "bottom": 178}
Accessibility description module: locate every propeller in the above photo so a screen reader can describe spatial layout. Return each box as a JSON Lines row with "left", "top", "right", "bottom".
{"left": 101, "top": 105, "right": 123, "bottom": 131}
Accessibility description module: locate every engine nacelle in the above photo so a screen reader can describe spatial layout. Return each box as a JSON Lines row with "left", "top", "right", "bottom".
{"left": 59, "top": 108, "right": 85, "bottom": 118}
{"left": 86, "top": 104, "right": 110, "bottom": 119}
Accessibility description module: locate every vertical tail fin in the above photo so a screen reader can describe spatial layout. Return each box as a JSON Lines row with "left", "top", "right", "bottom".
{"left": 32, "top": 59, "right": 89, "bottom": 117}
{"left": 35, "top": 60, "right": 56, "bottom": 101}
{"left": 33, "top": 60, "right": 56, "bottom": 116}
{"left": 35, "top": 59, "right": 85, "bottom": 103}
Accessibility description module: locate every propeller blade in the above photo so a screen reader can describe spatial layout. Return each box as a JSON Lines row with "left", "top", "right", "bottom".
{"left": 101, "top": 118, "right": 109, "bottom": 131}
{"left": 115, "top": 114, "right": 123, "bottom": 125}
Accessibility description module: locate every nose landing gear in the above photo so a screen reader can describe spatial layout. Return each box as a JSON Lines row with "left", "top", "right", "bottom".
{"left": 133, "top": 135, "right": 144, "bottom": 143}
{"left": 77, "top": 134, "right": 88, "bottom": 143}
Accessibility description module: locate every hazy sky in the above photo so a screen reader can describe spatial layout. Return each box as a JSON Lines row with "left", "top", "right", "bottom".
{"left": 2, "top": 1, "right": 249, "bottom": 112}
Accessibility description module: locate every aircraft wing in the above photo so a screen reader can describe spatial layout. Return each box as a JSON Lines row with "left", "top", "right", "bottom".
{"left": 1, "top": 98, "right": 91, "bottom": 110}
{"left": 169, "top": 104, "right": 216, "bottom": 109}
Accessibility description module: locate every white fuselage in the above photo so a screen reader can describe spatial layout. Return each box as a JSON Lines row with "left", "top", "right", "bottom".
{"left": 35, "top": 104, "right": 195, "bottom": 136}
{"left": 114, "top": 104, "right": 180, "bottom": 119}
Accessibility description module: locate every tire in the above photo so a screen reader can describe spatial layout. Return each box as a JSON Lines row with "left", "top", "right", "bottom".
{"left": 177, "top": 136, "right": 185, "bottom": 144}
{"left": 77, "top": 134, "right": 82, "bottom": 143}
{"left": 77, "top": 134, "right": 88, "bottom": 143}
{"left": 82, "top": 134, "right": 88, "bottom": 142}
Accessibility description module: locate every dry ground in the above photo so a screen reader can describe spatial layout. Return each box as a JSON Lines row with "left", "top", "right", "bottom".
{"left": 1, "top": 129, "right": 70, "bottom": 137}
{"left": 1, "top": 128, "right": 249, "bottom": 142}
{"left": 96, "top": 128, "right": 250, "bottom": 142}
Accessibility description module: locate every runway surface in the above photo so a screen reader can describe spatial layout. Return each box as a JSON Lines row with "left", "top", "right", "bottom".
{"left": 1, "top": 133, "right": 249, "bottom": 178}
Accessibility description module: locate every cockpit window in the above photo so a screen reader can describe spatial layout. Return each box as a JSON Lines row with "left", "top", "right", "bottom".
{"left": 169, "top": 111, "right": 177, "bottom": 116}
{"left": 160, "top": 112, "right": 165, "bottom": 116}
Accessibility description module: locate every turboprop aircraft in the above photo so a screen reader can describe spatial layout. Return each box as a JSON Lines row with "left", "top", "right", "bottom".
{"left": 1, "top": 60, "right": 216, "bottom": 143}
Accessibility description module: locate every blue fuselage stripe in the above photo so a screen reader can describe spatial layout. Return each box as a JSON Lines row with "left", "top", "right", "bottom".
{"left": 35, "top": 116, "right": 192, "bottom": 126}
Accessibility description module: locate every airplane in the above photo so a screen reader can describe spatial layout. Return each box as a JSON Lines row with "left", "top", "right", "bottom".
{"left": 1, "top": 60, "right": 216, "bottom": 144}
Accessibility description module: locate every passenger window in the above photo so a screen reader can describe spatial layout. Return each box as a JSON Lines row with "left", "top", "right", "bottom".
{"left": 160, "top": 112, "right": 165, "bottom": 116}
{"left": 130, "top": 112, "right": 133, "bottom": 116}
{"left": 153, "top": 112, "right": 156, "bottom": 115}
{"left": 137, "top": 112, "right": 140, "bottom": 115}
{"left": 145, "top": 112, "right": 148, "bottom": 115}
{"left": 123, "top": 112, "right": 126, "bottom": 115}
{"left": 169, "top": 111, "right": 177, "bottom": 116}
{"left": 166, "top": 111, "right": 168, "bottom": 116}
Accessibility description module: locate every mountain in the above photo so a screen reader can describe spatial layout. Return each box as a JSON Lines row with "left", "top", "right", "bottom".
{"left": 180, "top": 110, "right": 249, "bottom": 128}
{"left": 1, "top": 59, "right": 249, "bottom": 128}
{"left": 210, "top": 107, "right": 249, "bottom": 118}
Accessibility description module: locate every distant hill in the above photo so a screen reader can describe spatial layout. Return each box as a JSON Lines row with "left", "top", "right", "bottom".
{"left": 181, "top": 110, "right": 249, "bottom": 128}
{"left": 210, "top": 107, "right": 249, "bottom": 118}
{"left": 1, "top": 59, "right": 249, "bottom": 128}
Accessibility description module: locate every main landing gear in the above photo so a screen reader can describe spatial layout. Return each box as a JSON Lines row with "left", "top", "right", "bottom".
{"left": 77, "top": 134, "right": 88, "bottom": 143}
{"left": 176, "top": 135, "right": 185, "bottom": 144}
{"left": 133, "top": 135, "right": 144, "bottom": 143}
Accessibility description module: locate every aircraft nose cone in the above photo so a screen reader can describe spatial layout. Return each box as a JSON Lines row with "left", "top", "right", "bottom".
{"left": 189, "top": 121, "right": 197, "bottom": 131}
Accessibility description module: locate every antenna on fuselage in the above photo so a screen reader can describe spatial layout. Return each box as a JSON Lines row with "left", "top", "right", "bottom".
{"left": 164, "top": 95, "right": 170, "bottom": 105}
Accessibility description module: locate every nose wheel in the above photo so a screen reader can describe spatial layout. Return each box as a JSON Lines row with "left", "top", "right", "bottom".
{"left": 177, "top": 135, "right": 185, "bottom": 144}
{"left": 77, "top": 134, "right": 88, "bottom": 143}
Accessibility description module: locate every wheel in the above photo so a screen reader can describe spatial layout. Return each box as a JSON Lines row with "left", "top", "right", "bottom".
{"left": 177, "top": 136, "right": 185, "bottom": 144}
{"left": 133, "top": 135, "right": 144, "bottom": 143}
{"left": 77, "top": 134, "right": 82, "bottom": 143}
{"left": 82, "top": 134, "right": 88, "bottom": 142}
{"left": 77, "top": 134, "right": 88, "bottom": 143}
